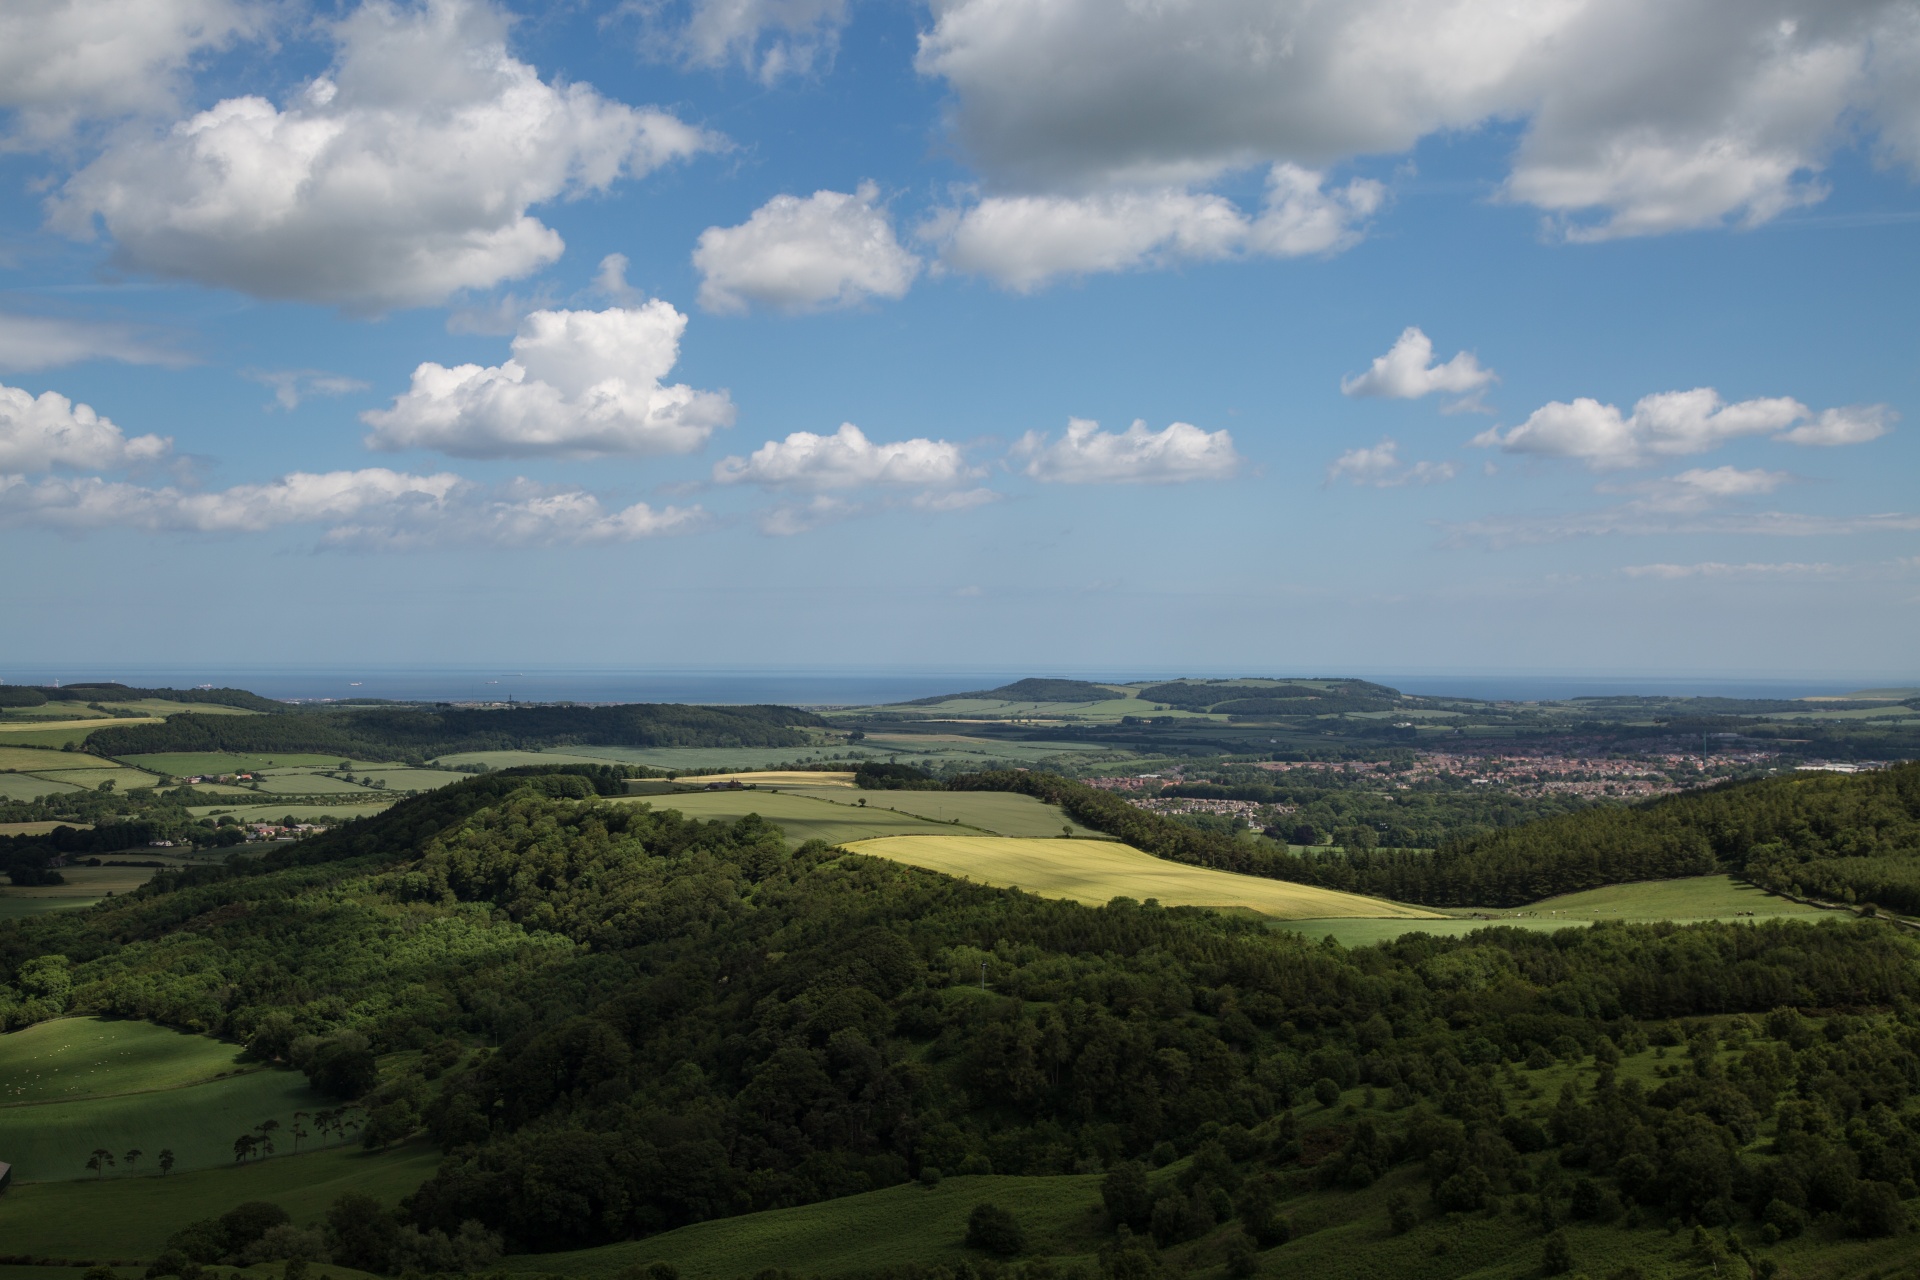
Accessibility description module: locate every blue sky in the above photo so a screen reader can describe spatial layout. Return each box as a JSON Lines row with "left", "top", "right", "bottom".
{"left": 2, "top": 0, "right": 1916, "bottom": 680}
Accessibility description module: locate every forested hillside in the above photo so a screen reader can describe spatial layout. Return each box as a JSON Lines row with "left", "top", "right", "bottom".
{"left": 4, "top": 771, "right": 1920, "bottom": 1263}
{"left": 957, "top": 764, "right": 1920, "bottom": 910}
{"left": 83, "top": 702, "right": 829, "bottom": 762}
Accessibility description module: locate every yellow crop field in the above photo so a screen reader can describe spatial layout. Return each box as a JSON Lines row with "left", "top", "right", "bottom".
{"left": 840, "top": 836, "right": 1441, "bottom": 920}
{"left": 682, "top": 771, "right": 856, "bottom": 787}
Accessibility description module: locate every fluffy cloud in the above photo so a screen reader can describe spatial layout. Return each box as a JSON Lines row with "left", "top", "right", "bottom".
{"left": 1341, "top": 328, "right": 1495, "bottom": 401}
{"left": 1473, "top": 388, "right": 1863, "bottom": 468}
{"left": 52, "top": 0, "right": 715, "bottom": 311}
{"left": 0, "top": 383, "right": 170, "bottom": 472}
{"left": 1012, "top": 418, "right": 1240, "bottom": 484}
{"left": 915, "top": 0, "right": 1920, "bottom": 238}
{"left": 1775, "top": 404, "right": 1896, "bottom": 447}
{"left": 0, "top": 313, "right": 189, "bottom": 372}
{"left": 0, "top": 466, "right": 702, "bottom": 547}
{"left": 0, "top": 0, "right": 256, "bottom": 143}
{"left": 363, "top": 302, "right": 734, "bottom": 460}
{"left": 934, "top": 166, "right": 1381, "bottom": 291}
{"left": 1325, "top": 438, "right": 1456, "bottom": 487}
{"left": 636, "top": 0, "right": 850, "bottom": 84}
{"left": 694, "top": 184, "right": 922, "bottom": 313}
{"left": 713, "top": 423, "right": 972, "bottom": 489}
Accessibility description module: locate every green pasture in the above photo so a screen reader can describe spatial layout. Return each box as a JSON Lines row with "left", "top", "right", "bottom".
{"left": 186, "top": 802, "right": 393, "bottom": 822}
{"left": 0, "top": 1018, "right": 240, "bottom": 1105}
{"left": 118, "top": 754, "right": 401, "bottom": 775}
{"left": 0, "top": 745, "right": 80, "bottom": 771}
{"left": 26, "top": 767, "right": 162, "bottom": 790}
{"left": 496, "top": 1173, "right": 1108, "bottom": 1280}
{"left": 1274, "top": 875, "right": 1827, "bottom": 946}
{"left": 250, "top": 773, "right": 380, "bottom": 795}
{"left": 623, "top": 791, "right": 975, "bottom": 846}
{"left": 0, "top": 773, "right": 81, "bottom": 801}
{"left": 0, "top": 1018, "right": 335, "bottom": 1182}
{"left": 0, "top": 720, "right": 164, "bottom": 749}
{"left": 0, "top": 1141, "right": 439, "bottom": 1259}
{"left": 0, "top": 1064, "right": 328, "bottom": 1182}
{"left": 351, "top": 768, "right": 464, "bottom": 791}
{"left": 0, "top": 866, "right": 163, "bottom": 918}
{"left": 430, "top": 749, "right": 621, "bottom": 769}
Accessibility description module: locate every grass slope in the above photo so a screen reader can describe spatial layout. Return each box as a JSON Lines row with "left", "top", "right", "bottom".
{"left": 618, "top": 791, "right": 977, "bottom": 846}
{"left": 0, "top": 1019, "right": 335, "bottom": 1182}
{"left": 842, "top": 836, "right": 1438, "bottom": 919}
{"left": 778, "top": 786, "right": 1115, "bottom": 839}
{"left": 1275, "top": 875, "right": 1827, "bottom": 945}
{"left": 0, "top": 866, "right": 165, "bottom": 918}
{"left": 0, "top": 1017, "right": 240, "bottom": 1103}
{"left": 0, "top": 1142, "right": 439, "bottom": 1259}
{"left": 495, "top": 1174, "right": 1109, "bottom": 1280}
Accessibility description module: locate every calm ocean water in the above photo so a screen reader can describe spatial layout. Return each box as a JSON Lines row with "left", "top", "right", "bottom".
{"left": 1, "top": 666, "right": 1904, "bottom": 706}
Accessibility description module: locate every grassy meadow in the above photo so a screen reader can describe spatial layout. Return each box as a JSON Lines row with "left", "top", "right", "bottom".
{"left": 0, "top": 1142, "right": 439, "bottom": 1259}
{"left": 0, "top": 865, "right": 168, "bottom": 918}
{"left": 495, "top": 1173, "right": 1110, "bottom": 1280}
{"left": 621, "top": 791, "right": 982, "bottom": 846}
{"left": 1273, "top": 875, "right": 1829, "bottom": 945}
{"left": 0, "top": 1017, "right": 333, "bottom": 1182}
{"left": 632, "top": 787, "right": 1113, "bottom": 845}
{"left": 0, "top": 1018, "right": 239, "bottom": 1103}
{"left": 841, "top": 836, "right": 1438, "bottom": 919}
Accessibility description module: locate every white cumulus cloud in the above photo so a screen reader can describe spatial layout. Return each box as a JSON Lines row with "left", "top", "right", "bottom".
{"left": 934, "top": 166, "right": 1382, "bottom": 291}
{"left": 713, "top": 423, "right": 973, "bottom": 489}
{"left": 363, "top": 302, "right": 734, "bottom": 460}
{"left": 915, "top": 0, "right": 1920, "bottom": 239}
{"left": 51, "top": 0, "right": 716, "bottom": 311}
{"left": 0, "top": 0, "right": 258, "bottom": 144}
{"left": 1473, "top": 387, "right": 1857, "bottom": 468}
{"left": 1325, "top": 438, "right": 1456, "bottom": 487}
{"left": 1341, "top": 328, "right": 1495, "bottom": 401}
{"left": 0, "top": 383, "right": 171, "bottom": 472}
{"left": 694, "top": 184, "right": 922, "bottom": 313}
{"left": 1012, "top": 418, "right": 1241, "bottom": 484}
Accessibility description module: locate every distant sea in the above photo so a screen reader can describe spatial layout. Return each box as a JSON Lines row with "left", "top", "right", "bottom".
{"left": 1, "top": 666, "right": 1907, "bottom": 706}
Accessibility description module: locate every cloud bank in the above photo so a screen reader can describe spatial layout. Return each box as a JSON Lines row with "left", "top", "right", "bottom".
{"left": 1475, "top": 389, "right": 1894, "bottom": 468}
{"left": 0, "top": 382, "right": 171, "bottom": 472}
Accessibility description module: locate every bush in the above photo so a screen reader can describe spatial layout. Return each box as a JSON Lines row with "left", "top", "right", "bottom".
{"left": 1542, "top": 1229, "right": 1573, "bottom": 1276}
{"left": 1313, "top": 1077, "right": 1341, "bottom": 1107}
{"left": 966, "top": 1202, "right": 1026, "bottom": 1255}
{"left": 1102, "top": 1161, "right": 1153, "bottom": 1232}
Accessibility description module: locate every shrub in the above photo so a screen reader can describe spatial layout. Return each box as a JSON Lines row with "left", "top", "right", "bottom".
{"left": 966, "top": 1202, "right": 1026, "bottom": 1255}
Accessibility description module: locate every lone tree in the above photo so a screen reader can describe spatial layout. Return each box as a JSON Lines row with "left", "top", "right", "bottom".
{"left": 233, "top": 1133, "right": 258, "bottom": 1164}
{"left": 124, "top": 1148, "right": 144, "bottom": 1174}
{"left": 86, "top": 1148, "right": 115, "bottom": 1179}
{"left": 158, "top": 1148, "right": 175, "bottom": 1176}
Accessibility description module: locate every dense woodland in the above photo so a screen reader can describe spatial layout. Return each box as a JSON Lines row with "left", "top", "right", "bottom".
{"left": 4, "top": 767, "right": 1920, "bottom": 1266}
{"left": 82, "top": 703, "right": 828, "bottom": 764}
